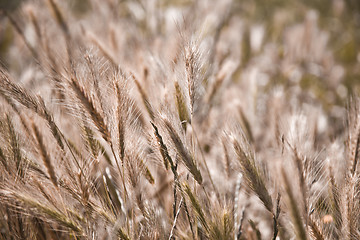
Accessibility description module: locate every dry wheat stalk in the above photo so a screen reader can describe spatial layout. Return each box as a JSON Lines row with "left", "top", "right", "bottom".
{"left": 0, "top": 0, "right": 359, "bottom": 239}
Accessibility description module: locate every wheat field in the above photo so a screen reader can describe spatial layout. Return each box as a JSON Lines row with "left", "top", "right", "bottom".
{"left": 0, "top": 0, "right": 360, "bottom": 239}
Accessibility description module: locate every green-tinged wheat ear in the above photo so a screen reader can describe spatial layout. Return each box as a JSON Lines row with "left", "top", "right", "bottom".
{"left": 163, "top": 119, "right": 202, "bottom": 184}
{"left": 6, "top": 114, "right": 24, "bottom": 178}
{"left": 82, "top": 121, "right": 101, "bottom": 159}
{"left": 308, "top": 218, "right": 325, "bottom": 240}
{"left": 115, "top": 227, "right": 131, "bottom": 240}
{"left": 10, "top": 192, "right": 82, "bottom": 234}
{"left": 233, "top": 138, "right": 273, "bottom": 212}
{"left": 118, "top": 116, "right": 126, "bottom": 161}
{"left": 70, "top": 77, "right": 111, "bottom": 143}
{"left": 174, "top": 80, "right": 190, "bottom": 131}
{"left": 281, "top": 168, "right": 307, "bottom": 240}
{"left": 83, "top": 118, "right": 112, "bottom": 165}
{"left": 32, "top": 123, "right": 58, "bottom": 188}
{"left": 143, "top": 164, "right": 155, "bottom": 185}
{"left": 115, "top": 81, "right": 126, "bottom": 162}
{"left": 208, "top": 209, "right": 234, "bottom": 240}
{"left": 183, "top": 182, "right": 209, "bottom": 233}
{"left": 66, "top": 208, "right": 85, "bottom": 224}
{"left": 241, "top": 26, "right": 251, "bottom": 66}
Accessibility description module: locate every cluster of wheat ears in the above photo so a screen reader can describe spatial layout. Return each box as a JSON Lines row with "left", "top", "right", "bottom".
{"left": 0, "top": 0, "right": 359, "bottom": 239}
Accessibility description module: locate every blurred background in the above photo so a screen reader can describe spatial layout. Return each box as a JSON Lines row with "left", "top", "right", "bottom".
{"left": 0, "top": 0, "right": 359, "bottom": 131}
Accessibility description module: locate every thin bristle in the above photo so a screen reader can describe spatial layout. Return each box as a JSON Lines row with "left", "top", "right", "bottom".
{"left": 32, "top": 123, "right": 58, "bottom": 187}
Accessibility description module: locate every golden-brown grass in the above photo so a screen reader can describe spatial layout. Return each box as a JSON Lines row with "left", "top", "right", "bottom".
{"left": 0, "top": 0, "right": 359, "bottom": 239}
